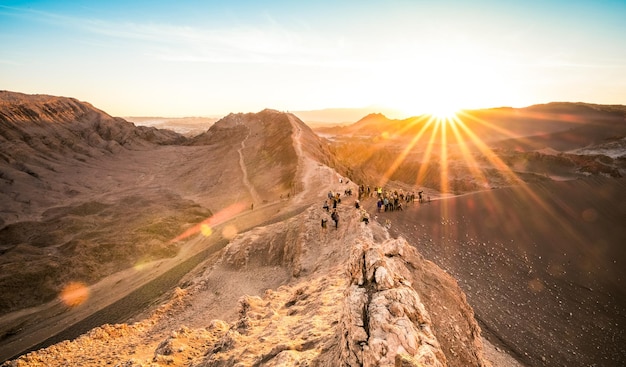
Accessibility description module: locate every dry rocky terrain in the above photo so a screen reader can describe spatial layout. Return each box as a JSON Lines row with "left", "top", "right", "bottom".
{"left": 1, "top": 91, "right": 625, "bottom": 366}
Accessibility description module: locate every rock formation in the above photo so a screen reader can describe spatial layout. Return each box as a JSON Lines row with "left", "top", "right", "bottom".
{"left": 2, "top": 203, "right": 491, "bottom": 367}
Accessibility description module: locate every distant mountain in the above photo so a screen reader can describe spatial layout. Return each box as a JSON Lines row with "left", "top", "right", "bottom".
{"left": 189, "top": 109, "right": 333, "bottom": 200}
{"left": 124, "top": 116, "right": 219, "bottom": 136}
{"left": 291, "top": 106, "right": 404, "bottom": 126}
{"left": 315, "top": 102, "right": 626, "bottom": 152}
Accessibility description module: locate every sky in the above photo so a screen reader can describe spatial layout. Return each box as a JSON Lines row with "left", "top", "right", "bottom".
{"left": 1, "top": 0, "right": 625, "bottom": 118}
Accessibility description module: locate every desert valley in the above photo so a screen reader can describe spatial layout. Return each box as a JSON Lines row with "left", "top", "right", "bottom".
{"left": 0, "top": 90, "right": 625, "bottom": 367}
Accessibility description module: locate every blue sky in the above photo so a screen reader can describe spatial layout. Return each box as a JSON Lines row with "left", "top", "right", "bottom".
{"left": 1, "top": 0, "right": 625, "bottom": 117}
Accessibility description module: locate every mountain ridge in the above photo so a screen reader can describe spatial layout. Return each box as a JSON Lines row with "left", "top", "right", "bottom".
{"left": 1, "top": 91, "right": 625, "bottom": 366}
{"left": 0, "top": 91, "right": 496, "bottom": 366}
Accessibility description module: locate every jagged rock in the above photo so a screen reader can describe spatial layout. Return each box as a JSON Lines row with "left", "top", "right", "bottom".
{"left": 342, "top": 236, "right": 447, "bottom": 367}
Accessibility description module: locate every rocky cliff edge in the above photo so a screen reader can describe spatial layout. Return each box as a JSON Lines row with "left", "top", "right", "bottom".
{"left": 3, "top": 198, "right": 490, "bottom": 367}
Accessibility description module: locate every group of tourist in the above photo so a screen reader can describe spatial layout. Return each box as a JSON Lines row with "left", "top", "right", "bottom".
{"left": 321, "top": 178, "right": 430, "bottom": 230}
{"left": 358, "top": 185, "right": 429, "bottom": 213}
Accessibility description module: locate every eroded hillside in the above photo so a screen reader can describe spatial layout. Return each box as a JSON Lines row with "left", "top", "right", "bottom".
{"left": 0, "top": 93, "right": 325, "bottom": 320}
{"left": 0, "top": 91, "right": 500, "bottom": 367}
{"left": 2, "top": 195, "right": 493, "bottom": 367}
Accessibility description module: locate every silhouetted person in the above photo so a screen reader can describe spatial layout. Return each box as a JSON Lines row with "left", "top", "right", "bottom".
{"left": 331, "top": 210, "right": 339, "bottom": 229}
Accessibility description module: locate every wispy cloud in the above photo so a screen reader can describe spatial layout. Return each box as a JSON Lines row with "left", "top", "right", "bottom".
{"left": 1, "top": 4, "right": 358, "bottom": 68}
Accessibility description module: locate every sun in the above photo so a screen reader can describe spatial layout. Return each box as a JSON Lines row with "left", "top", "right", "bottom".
{"left": 394, "top": 99, "right": 460, "bottom": 121}
{"left": 429, "top": 105, "right": 459, "bottom": 120}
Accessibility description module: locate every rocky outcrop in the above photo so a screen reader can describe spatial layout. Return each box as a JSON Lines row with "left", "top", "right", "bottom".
{"left": 2, "top": 202, "right": 491, "bottom": 367}
{"left": 341, "top": 236, "right": 447, "bottom": 366}
{"left": 177, "top": 206, "right": 489, "bottom": 367}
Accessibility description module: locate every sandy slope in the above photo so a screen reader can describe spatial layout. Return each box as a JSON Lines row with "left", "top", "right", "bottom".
{"left": 369, "top": 177, "right": 626, "bottom": 367}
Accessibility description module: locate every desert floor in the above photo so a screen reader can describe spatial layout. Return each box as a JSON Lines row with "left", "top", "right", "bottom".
{"left": 366, "top": 176, "right": 626, "bottom": 366}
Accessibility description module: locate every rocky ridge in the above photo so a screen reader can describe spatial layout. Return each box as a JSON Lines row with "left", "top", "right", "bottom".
{"left": 0, "top": 91, "right": 512, "bottom": 366}
{"left": 3, "top": 201, "right": 490, "bottom": 367}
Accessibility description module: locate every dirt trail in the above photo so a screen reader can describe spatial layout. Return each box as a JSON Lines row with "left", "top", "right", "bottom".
{"left": 237, "top": 130, "right": 261, "bottom": 205}
{"left": 287, "top": 114, "right": 339, "bottom": 206}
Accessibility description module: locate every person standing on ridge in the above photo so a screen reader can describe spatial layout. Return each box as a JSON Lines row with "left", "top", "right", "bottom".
{"left": 331, "top": 210, "right": 339, "bottom": 229}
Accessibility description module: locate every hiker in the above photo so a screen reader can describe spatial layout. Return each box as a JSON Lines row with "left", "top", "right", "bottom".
{"left": 331, "top": 210, "right": 339, "bottom": 229}
{"left": 355, "top": 200, "right": 360, "bottom": 209}
{"left": 418, "top": 190, "right": 423, "bottom": 203}
{"left": 323, "top": 200, "right": 329, "bottom": 212}
{"left": 361, "top": 211, "right": 369, "bottom": 225}
{"left": 321, "top": 217, "right": 328, "bottom": 229}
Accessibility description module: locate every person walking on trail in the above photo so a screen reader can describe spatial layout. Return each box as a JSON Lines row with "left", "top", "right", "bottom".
{"left": 331, "top": 210, "right": 339, "bottom": 229}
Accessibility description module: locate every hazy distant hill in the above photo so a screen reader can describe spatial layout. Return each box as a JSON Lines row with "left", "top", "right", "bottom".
{"left": 316, "top": 102, "right": 626, "bottom": 152}
{"left": 317, "top": 102, "right": 625, "bottom": 195}
{"left": 291, "top": 106, "right": 405, "bottom": 126}
{"left": 124, "top": 116, "right": 219, "bottom": 137}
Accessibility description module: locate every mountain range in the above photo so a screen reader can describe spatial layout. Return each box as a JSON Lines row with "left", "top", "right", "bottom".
{"left": 0, "top": 90, "right": 625, "bottom": 367}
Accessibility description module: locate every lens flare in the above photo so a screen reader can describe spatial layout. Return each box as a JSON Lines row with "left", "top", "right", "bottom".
{"left": 201, "top": 224, "right": 213, "bottom": 237}
{"left": 170, "top": 202, "right": 247, "bottom": 243}
{"left": 59, "top": 281, "right": 89, "bottom": 307}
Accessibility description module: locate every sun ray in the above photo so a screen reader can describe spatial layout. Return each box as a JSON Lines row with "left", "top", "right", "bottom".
{"left": 378, "top": 114, "right": 434, "bottom": 188}
{"left": 439, "top": 117, "right": 450, "bottom": 194}
{"left": 447, "top": 117, "right": 491, "bottom": 190}
{"left": 415, "top": 116, "right": 441, "bottom": 189}
{"left": 449, "top": 114, "right": 585, "bottom": 243}
{"left": 451, "top": 114, "right": 522, "bottom": 183}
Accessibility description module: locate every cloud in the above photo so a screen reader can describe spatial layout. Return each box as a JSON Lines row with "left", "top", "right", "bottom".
{"left": 1, "top": 4, "right": 357, "bottom": 68}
